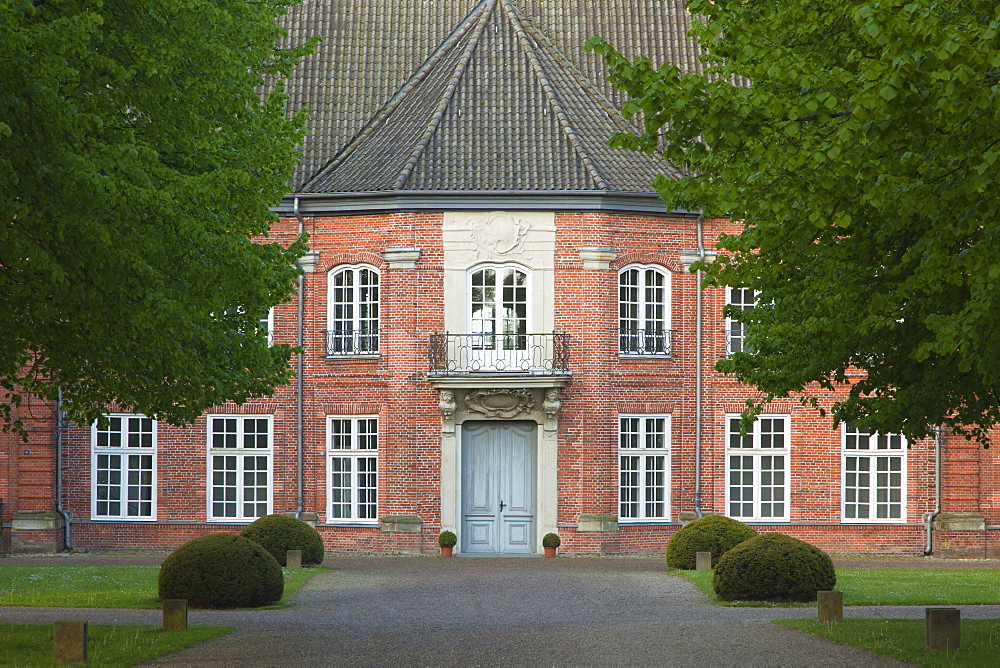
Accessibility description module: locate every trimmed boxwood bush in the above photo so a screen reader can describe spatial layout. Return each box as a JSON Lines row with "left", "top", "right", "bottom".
{"left": 542, "top": 532, "right": 561, "bottom": 548}
{"left": 712, "top": 533, "right": 836, "bottom": 602}
{"left": 439, "top": 530, "right": 457, "bottom": 547}
{"left": 665, "top": 514, "right": 757, "bottom": 569}
{"left": 240, "top": 514, "right": 325, "bottom": 566}
{"left": 158, "top": 533, "right": 283, "bottom": 608}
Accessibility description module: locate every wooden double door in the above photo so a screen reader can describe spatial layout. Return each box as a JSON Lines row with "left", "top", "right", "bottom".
{"left": 461, "top": 421, "right": 537, "bottom": 554}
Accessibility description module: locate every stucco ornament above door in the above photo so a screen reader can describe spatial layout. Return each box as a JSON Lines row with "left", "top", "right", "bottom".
{"left": 465, "top": 388, "right": 536, "bottom": 419}
{"left": 469, "top": 212, "right": 532, "bottom": 260}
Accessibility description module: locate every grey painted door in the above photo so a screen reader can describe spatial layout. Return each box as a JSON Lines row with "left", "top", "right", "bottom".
{"left": 461, "top": 421, "right": 537, "bottom": 554}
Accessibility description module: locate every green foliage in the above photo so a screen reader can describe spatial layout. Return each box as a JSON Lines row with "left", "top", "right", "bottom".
{"left": 589, "top": 0, "right": 1000, "bottom": 445}
{"left": 158, "top": 533, "right": 284, "bottom": 608}
{"left": 438, "top": 530, "right": 457, "bottom": 547}
{"left": 665, "top": 514, "right": 757, "bottom": 569}
{"left": 240, "top": 514, "right": 326, "bottom": 566}
{"left": 542, "top": 532, "right": 561, "bottom": 548}
{"left": 0, "top": 0, "right": 318, "bottom": 436}
{"left": 712, "top": 533, "right": 836, "bottom": 602}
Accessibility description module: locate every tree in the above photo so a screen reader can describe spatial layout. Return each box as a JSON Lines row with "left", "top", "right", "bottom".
{"left": 1, "top": 0, "right": 316, "bottom": 435}
{"left": 588, "top": 0, "right": 1000, "bottom": 444}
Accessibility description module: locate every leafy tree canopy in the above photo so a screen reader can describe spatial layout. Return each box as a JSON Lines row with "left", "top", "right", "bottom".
{"left": 589, "top": 0, "right": 1000, "bottom": 444}
{"left": 1, "top": 0, "right": 316, "bottom": 435}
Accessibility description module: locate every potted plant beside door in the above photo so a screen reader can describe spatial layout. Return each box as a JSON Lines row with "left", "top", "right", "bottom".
{"left": 542, "top": 532, "right": 561, "bottom": 558}
{"left": 439, "top": 530, "right": 457, "bottom": 557}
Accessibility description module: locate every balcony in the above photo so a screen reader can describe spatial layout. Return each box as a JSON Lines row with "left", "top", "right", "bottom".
{"left": 429, "top": 333, "right": 570, "bottom": 377}
{"left": 617, "top": 328, "right": 674, "bottom": 357}
{"left": 324, "top": 329, "right": 380, "bottom": 358}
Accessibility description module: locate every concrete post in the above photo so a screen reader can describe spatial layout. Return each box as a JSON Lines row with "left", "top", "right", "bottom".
{"left": 286, "top": 549, "right": 303, "bottom": 569}
{"left": 817, "top": 591, "right": 843, "bottom": 623}
{"left": 163, "top": 599, "right": 188, "bottom": 631}
{"left": 695, "top": 551, "right": 712, "bottom": 571}
{"left": 926, "top": 607, "right": 961, "bottom": 650}
{"left": 53, "top": 620, "right": 87, "bottom": 663}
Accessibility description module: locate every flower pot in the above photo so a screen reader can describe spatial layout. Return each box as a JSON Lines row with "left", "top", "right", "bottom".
{"left": 440, "top": 545, "right": 454, "bottom": 557}
{"left": 544, "top": 546, "right": 557, "bottom": 558}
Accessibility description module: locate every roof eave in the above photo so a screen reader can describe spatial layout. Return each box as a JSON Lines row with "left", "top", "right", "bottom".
{"left": 273, "top": 190, "right": 696, "bottom": 217}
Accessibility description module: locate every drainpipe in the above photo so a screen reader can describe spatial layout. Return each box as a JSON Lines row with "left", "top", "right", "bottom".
{"left": 924, "top": 425, "right": 942, "bottom": 555}
{"left": 294, "top": 196, "right": 305, "bottom": 519}
{"left": 693, "top": 213, "right": 705, "bottom": 517}
{"left": 55, "top": 387, "right": 72, "bottom": 550}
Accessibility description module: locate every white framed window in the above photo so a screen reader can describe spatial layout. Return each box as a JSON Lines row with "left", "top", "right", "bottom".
{"left": 260, "top": 306, "right": 274, "bottom": 346}
{"left": 726, "top": 287, "right": 756, "bottom": 355}
{"left": 618, "top": 415, "right": 671, "bottom": 521}
{"left": 91, "top": 415, "right": 156, "bottom": 520}
{"left": 327, "top": 265, "right": 379, "bottom": 356}
{"left": 469, "top": 265, "right": 529, "bottom": 357}
{"left": 842, "top": 423, "right": 906, "bottom": 523}
{"left": 726, "top": 414, "right": 789, "bottom": 521}
{"left": 327, "top": 416, "right": 378, "bottom": 523}
{"left": 207, "top": 415, "right": 272, "bottom": 521}
{"left": 618, "top": 265, "right": 671, "bottom": 355}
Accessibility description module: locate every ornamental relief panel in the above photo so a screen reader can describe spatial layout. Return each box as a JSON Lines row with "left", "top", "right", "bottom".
{"left": 439, "top": 388, "right": 562, "bottom": 428}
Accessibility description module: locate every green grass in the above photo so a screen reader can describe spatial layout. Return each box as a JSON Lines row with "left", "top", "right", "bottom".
{"left": 674, "top": 568, "right": 1000, "bottom": 606}
{"left": 0, "top": 623, "right": 233, "bottom": 666}
{"left": 776, "top": 618, "right": 1000, "bottom": 667}
{"left": 0, "top": 566, "right": 326, "bottom": 609}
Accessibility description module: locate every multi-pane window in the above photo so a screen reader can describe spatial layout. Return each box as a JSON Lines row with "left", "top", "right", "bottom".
{"left": 91, "top": 415, "right": 156, "bottom": 520}
{"left": 208, "top": 415, "right": 271, "bottom": 521}
{"left": 327, "top": 416, "right": 378, "bottom": 523}
{"left": 618, "top": 415, "right": 671, "bottom": 521}
{"left": 327, "top": 266, "right": 379, "bottom": 355}
{"left": 726, "top": 287, "right": 756, "bottom": 355}
{"left": 260, "top": 307, "right": 274, "bottom": 346}
{"left": 469, "top": 266, "right": 528, "bottom": 351}
{"left": 618, "top": 265, "right": 671, "bottom": 355}
{"left": 726, "top": 415, "right": 789, "bottom": 521}
{"left": 842, "top": 423, "right": 906, "bottom": 522}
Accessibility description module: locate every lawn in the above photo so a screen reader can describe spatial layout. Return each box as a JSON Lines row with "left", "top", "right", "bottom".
{"left": 776, "top": 618, "right": 1000, "bottom": 667}
{"left": 675, "top": 568, "right": 1000, "bottom": 606}
{"left": 0, "top": 565, "right": 326, "bottom": 609}
{"left": 0, "top": 623, "right": 233, "bottom": 666}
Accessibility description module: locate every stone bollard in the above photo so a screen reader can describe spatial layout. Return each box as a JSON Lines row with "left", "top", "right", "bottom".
{"left": 695, "top": 551, "right": 712, "bottom": 571}
{"left": 286, "top": 549, "right": 303, "bottom": 569}
{"left": 163, "top": 599, "right": 189, "bottom": 631}
{"left": 817, "top": 591, "right": 843, "bottom": 623}
{"left": 53, "top": 620, "right": 87, "bottom": 663}
{"left": 926, "top": 607, "right": 961, "bottom": 651}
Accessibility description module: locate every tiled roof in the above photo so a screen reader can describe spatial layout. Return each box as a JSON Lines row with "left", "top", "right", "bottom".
{"left": 281, "top": 0, "right": 704, "bottom": 194}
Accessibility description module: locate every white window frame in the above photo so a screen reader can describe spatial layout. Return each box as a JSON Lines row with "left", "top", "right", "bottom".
{"left": 618, "top": 415, "right": 671, "bottom": 522}
{"left": 326, "top": 416, "right": 379, "bottom": 524}
{"left": 725, "top": 414, "right": 790, "bottom": 522}
{"left": 618, "top": 264, "right": 671, "bottom": 356}
{"left": 841, "top": 423, "right": 907, "bottom": 523}
{"left": 725, "top": 287, "right": 756, "bottom": 355}
{"left": 206, "top": 415, "right": 273, "bottom": 522}
{"left": 327, "top": 265, "right": 380, "bottom": 356}
{"left": 90, "top": 414, "right": 157, "bottom": 521}
{"left": 260, "top": 306, "right": 274, "bottom": 346}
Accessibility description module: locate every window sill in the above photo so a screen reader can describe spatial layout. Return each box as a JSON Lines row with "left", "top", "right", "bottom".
{"left": 325, "top": 354, "right": 380, "bottom": 361}
{"left": 840, "top": 519, "right": 908, "bottom": 525}
{"left": 322, "top": 521, "right": 380, "bottom": 527}
{"left": 89, "top": 517, "right": 157, "bottom": 522}
{"left": 617, "top": 353, "right": 673, "bottom": 361}
{"left": 618, "top": 519, "right": 677, "bottom": 525}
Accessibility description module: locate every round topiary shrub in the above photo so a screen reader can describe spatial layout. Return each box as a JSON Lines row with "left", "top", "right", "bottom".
{"left": 240, "top": 514, "right": 325, "bottom": 566}
{"left": 158, "top": 533, "right": 283, "bottom": 608}
{"left": 439, "top": 530, "right": 457, "bottom": 547}
{"left": 712, "top": 533, "right": 836, "bottom": 602}
{"left": 542, "top": 532, "right": 561, "bottom": 548}
{"left": 665, "top": 514, "right": 758, "bottom": 569}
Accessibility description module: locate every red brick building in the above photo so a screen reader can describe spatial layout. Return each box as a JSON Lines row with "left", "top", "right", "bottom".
{"left": 3, "top": 0, "right": 997, "bottom": 557}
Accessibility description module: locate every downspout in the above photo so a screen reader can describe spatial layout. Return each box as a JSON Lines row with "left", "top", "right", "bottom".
{"left": 924, "top": 425, "right": 942, "bottom": 555}
{"left": 294, "top": 196, "right": 305, "bottom": 519}
{"left": 694, "top": 213, "right": 705, "bottom": 517}
{"left": 55, "top": 387, "right": 72, "bottom": 550}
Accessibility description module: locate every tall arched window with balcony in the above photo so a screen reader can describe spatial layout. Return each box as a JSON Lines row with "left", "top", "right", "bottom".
{"left": 618, "top": 265, "right": 671, "bottom": 356}
{"left": 327, "top": 265, "right": 380, "bottom": 356}
{"left": 468, "top": 265, "right": 529, "bottom": 371}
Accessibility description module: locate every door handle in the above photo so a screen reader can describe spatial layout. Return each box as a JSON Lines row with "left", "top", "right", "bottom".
{"left": 499, "top": 500, "right": 506, "bottom": 512}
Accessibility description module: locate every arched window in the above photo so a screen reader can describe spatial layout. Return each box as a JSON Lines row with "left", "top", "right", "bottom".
{"left": 468, "top": 265, "right": 529, "bottom": 370}
{"left": 327, "top": 265, "right": 379, "bottom": 355}
{"left": 618, "top": 265, "right": 671, "bottom": 355}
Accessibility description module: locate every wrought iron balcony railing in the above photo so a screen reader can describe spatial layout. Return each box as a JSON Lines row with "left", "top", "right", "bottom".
{"left": 429, "top": 332, "right": 570, "bottom": 375}
{"left": 324, "top": 329, "right": 380, "bottom": 357}
{"left": 617, "top": 328, "right": 674, "bottom": 357}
